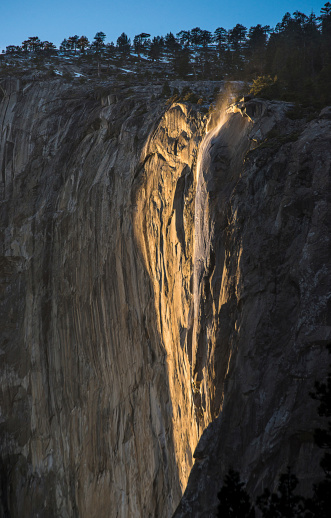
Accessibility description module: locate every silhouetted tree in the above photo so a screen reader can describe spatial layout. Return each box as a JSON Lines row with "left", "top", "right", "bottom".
{"left": 257, "top": 467, "right": 307, "bottom": 517}
{"left": 68, "top": 35, "right": 79, "bottom": 52}
{"left": 176, "top": 30, "right": 191, "bottom": 46}
{"left": 217, "top": 469, "right": 255, "bottom": 518}
{"left": 77, "top": 36, "right": 89, "bottom": 53}
{"left": 308, "top": 343, "right": 331, "bottom": 517}
{"left": 133, "top": 33, "right": 150, "bottom": 58}
{"left": 164, "top": 32, "right": 179, "bottom": 58}
{"left": 245, "top": 24, "right": 269, "bottom": 76}
{"left": 200, "top": 29, "right": 213, "bottom": 47}
{"left": 93, "top": 32, "right": 106, "bottom": 48}
{"left": 117, "top": 32, "right": 131, "bottom": 55}
{"left": 149, "top": 36, "right": 163, "bottom": 62}
{"left": 60, "top": 38, "right": 71, "bottom": 52}
{"left": 190, "top": 27, "right": 202, "bottom": 47}
{"left": 161, "top": 80, "right": 171, "bottom": 97}
{"left": 214, "top": 27, "right": 228, "bottom": 49}
{"left": 6, "top": 45, "right": 21, "bottom": 54}
{"left": 42, "top": 41, "right": 57, "bottom": 54}
{"left": 172, "top": 44, "right": 192, "bottom": 78}
{"left": 228, "top": 23, "right": 247, "bottom": 52}
{"left": 26, "top": 36, "right": 41, "bottom": 52}
{"left": 227, "top": 23, "right": 247, "bottom": 72}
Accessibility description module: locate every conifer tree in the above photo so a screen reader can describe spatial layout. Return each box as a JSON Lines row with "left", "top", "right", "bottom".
{"left": 217, "top": 469, "right": 255, "bottom": 518}
{"left": 257, "top": 467, "right": 307, "bottom": 518}
{"left": 68, "top": 35, "right": 79, "bottom": 53}
{"left": 133, "top": 33, "right": 150, "bottom": 58}
{"left": 77, "top": 36, "right": 89, "bottom": 53}
{"left": 117, "top": 33, "right": 131, "bottom": 55}
{"left": 149, "top": 36, "right": 163, "bottom": 62}
{"left": 27, "top": 36, "right": 41, "bottom": 52}
{"left": 308, "top": 343, "right": 331, "bottom": 517}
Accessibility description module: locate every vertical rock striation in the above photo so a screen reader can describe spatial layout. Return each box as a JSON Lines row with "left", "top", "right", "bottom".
{"left": 0, "top": 78, "right": 204, "bottom": 518}
{"left": 0, "top": 76, "right": 330, "bottom": 518}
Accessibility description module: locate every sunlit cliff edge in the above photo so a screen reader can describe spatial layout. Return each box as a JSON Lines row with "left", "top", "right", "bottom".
{"left": 0, "top": 77, "right": 330, "bottom": 517}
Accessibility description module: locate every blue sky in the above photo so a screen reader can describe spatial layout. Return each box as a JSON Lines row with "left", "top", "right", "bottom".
{"left": 0, "top": 0, "right": 326, "bottom": 51}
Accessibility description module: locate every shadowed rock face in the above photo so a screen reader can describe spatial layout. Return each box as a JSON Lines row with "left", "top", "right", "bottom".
{"left": 174, "top": 100, "right": 331, "bottom": 516}
{"left": 0, "top": 77, "right": 330, "bottom": 518}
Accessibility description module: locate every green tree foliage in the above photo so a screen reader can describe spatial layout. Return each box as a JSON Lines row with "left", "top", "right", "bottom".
{"left": 190, "top": 27, "right": 202, "bottom": 46}
{"left": 200, "top": 29, "right": 213, "bottom": 47}
{"left": 217, "top": 469, "right": 255, "bottom": 518}
{"left": 263, "top": 8, "right": 324, "bottom": 105}
{"left": 227, "top": 23, "right": 247, "bottom": 72}
{"left": 249, "top": 75, "right": 279, "bottom": 97}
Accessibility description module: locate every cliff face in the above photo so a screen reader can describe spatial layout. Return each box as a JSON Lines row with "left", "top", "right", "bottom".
{"left": 0, "top": 77, "right": 193, "bottom": 518}
{"left": 0, "top": 77, "right": 330, "bottom": 518}
{"left": 174, "top": 101, "right": 331, "bottom": 515}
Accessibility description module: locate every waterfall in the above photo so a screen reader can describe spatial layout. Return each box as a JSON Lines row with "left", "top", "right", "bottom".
{"left": 192, "top": 108, "right": 229, "bottom": 378}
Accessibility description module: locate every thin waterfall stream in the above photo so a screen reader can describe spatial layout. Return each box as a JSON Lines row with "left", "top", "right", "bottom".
{"left": 192, "top": 109, "right": 229, "bottom": 375}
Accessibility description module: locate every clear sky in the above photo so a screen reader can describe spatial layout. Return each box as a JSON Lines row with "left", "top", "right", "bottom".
{"left": 0, "top": 0, "right": 326, "bottom": 51}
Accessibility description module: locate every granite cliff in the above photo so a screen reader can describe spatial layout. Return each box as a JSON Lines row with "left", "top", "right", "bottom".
{"left": 0, "top": 77, "right": 330, "bottom": 517}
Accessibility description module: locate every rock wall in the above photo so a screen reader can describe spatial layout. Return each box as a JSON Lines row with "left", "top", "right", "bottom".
{"left": 0, "top": 77, "right": 330, "bottom": 518}
{"left": 0, "top": 77, "right": 202, "bottom": 518}
{"left": 174, "top": 100, "right": 331, "bottom": 515}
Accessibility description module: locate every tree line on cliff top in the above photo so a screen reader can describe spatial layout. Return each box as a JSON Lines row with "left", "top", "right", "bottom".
{"left": 3, "top": 3, "right": 331, "bottom": 106}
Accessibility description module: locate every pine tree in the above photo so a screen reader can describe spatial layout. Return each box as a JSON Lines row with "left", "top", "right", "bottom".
{"left": 27, "top": 36, "right": 41, "bottom": 52}
{"left": 176, "top": 30, "right": 191, "bottom": 47}
{"left": 164, "top": 32, "right": 179, "bottom": 60}
{"left": 308, "top": 343, "right": 331, "bottom": 517}
{"left": 77, "top": 36, "right": 89, "bottom": 53}
{"left": 172, "top": 45, "right": 192, "bottom": 79}
{"left": 116, "top": 33, "right": 131, "bottom": 55}
{"left": 149, "top": 37, "right": 163, "bottom": 62}
{"left": 217, "top": 469, "right": 255, "bottom": 518}
{"left": 68, "top": 35, "right": 79, "bottom": 53}
{"left": 133, "top": 33, "right": 150, "bottom": 58}
{"left": 60, "top": 38, "right": 70, "bottom": 52}
{"left": 257, "top": 467, "right": 307, "bottom": 517}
